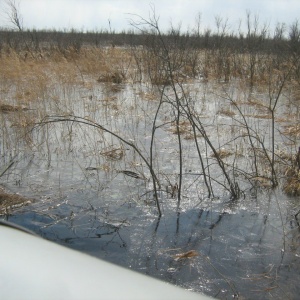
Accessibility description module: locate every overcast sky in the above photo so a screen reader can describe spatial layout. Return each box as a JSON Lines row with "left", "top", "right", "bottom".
{"left": 0, "top": 0, "right": 299, "bottom": 34}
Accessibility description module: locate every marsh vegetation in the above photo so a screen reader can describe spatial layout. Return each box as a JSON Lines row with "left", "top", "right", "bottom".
{"left": 0, "top": 11, "right": 300, "bottom": 299}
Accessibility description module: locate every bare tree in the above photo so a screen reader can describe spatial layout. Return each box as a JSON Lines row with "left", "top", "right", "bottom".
{"left": 5, "top": 0, "right": 23, "bottom": 31}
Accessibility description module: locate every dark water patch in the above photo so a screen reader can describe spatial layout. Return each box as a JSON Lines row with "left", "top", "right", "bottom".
{"left": 3, "top": 203, "right": 300, "bottom": 299}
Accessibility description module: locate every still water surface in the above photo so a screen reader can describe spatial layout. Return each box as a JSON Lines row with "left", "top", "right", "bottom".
{"left": 1, "top": 80, "right": 300, "bottom": 299}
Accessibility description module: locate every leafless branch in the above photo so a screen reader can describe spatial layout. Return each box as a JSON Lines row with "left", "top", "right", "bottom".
{"left": 5, "top": 0, "right": 23, "bottom": 31}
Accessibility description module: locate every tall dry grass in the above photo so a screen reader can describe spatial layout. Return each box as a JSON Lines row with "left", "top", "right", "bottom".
{"left": 0, "top": 37, "right": 299, "bottom": 202}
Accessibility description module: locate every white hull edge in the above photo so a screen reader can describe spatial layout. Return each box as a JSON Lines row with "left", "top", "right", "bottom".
{"left": 0, "top": 223, "right": 213, "bottom": 300}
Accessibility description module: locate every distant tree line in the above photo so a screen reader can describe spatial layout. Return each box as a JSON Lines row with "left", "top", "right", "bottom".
{"left": 0, "top": 19, "right": 299, "bottom": 56}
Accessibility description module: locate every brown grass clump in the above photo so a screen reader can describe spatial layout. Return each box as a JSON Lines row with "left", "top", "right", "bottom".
{"left": 283, "top": 124, "right": 300, "bottom": 138}
{"left": 0, "top": 49, "right": 73, "bottom": 116}
{"left": 167, "top": 120, "right": 202, "bottom": 140}
{"left": 248, "top": 113, "right": 272, "bottom": 119}
{"left": 100, "top": 163, "right": 111, "bottom": 172}
{"left": 252, "top": 176, "right": 273, "bottom": 188}
{"left": 169, "top": 120, "right": 191, "bottom": 135}
{"left": 283, "top": 167, "right": 300, "bottom": 196}
{"left": 0, "top": 103, "right": 28, "bottom": 112}
{"left": 276, "top": 150, "right": 294, "bottom": 162}
{"left": 136, "top": 91, "right": 158, "bottom": 101}
{"left": 173, "top": 250, "right": 199, "bottom": 261}
{"left": 100, "top": 145, "right": 124, "bottom": 161}
{"left": 0, "top": 46, "right": 132, "bottom": 93}
{"left": 283, "top": 148, "right": 300, "bottom": 196}
{"left": 76, "top": 47, "right": 132, "bottom": 83}
{"left": 217, "top": 108, "right": 235, "bottom": 117}
{"left": 211, "top": 148, "right": 233, "bottom": 159}
{"left": 0, "top": 188, "right": 33, "bottom": 215}
{"left": 150, "top": 73, "right": 171, "bottom": 86}
{"left": 97, "top": 71, "right": 125, "bottom": 84}
{"left": 291, "top": 86, "right": 300, "bottom": 102}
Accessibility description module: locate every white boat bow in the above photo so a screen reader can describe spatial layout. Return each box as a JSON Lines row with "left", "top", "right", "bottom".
{"left": 0, "top": 221, "right": 213, "bottom": 300}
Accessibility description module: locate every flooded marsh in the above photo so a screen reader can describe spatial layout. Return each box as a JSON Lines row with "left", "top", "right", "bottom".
{"left": 1, "top": 34, "right": 300, "bottom": 299}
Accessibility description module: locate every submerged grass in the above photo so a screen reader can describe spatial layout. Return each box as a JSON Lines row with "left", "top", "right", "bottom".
{"left": 284, "top": 168, "right": 300, "bottom": 196}
{"left": 0, "top": 28, "right": 299, "bottom": 211}
{"left": 0, "top": 187, "right": 33, "bottom": 215}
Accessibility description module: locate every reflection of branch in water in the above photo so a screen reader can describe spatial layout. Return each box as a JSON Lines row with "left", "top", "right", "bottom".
{"left": 62, "top": 229, "right": 114, "bottom": 243}
{"left": 60, "top": 223, "right": 127, "bottom": 249}
{"left": 39, "top": 202, "right": 128, "bottom": 248}
{"left": 295, "top": 210, "right": 300, "bottom": 227}
{"left": 0, "top": 154, "right": 18, "bottom": 178}
{"left": 200, "top": 252, "right": 239, "bottom": 298}
{"left": 241, "top": 264, "right": 284, "bottom": 295}
{"left": 135, "top": 217, "right": 161, "bottom": 273}
{"left": 209, "top": 212, "right": 227, "bottom": 229}
{"left": 169, "top": 209, "right": 236, "bottom": 296}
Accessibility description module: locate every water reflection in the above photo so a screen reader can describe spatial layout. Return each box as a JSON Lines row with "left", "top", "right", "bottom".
{"left": 2, "top": 189, "right": 300, "bottom": 299}
{"left": 1, "top": 80, "right": 300, "bottom": 299}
